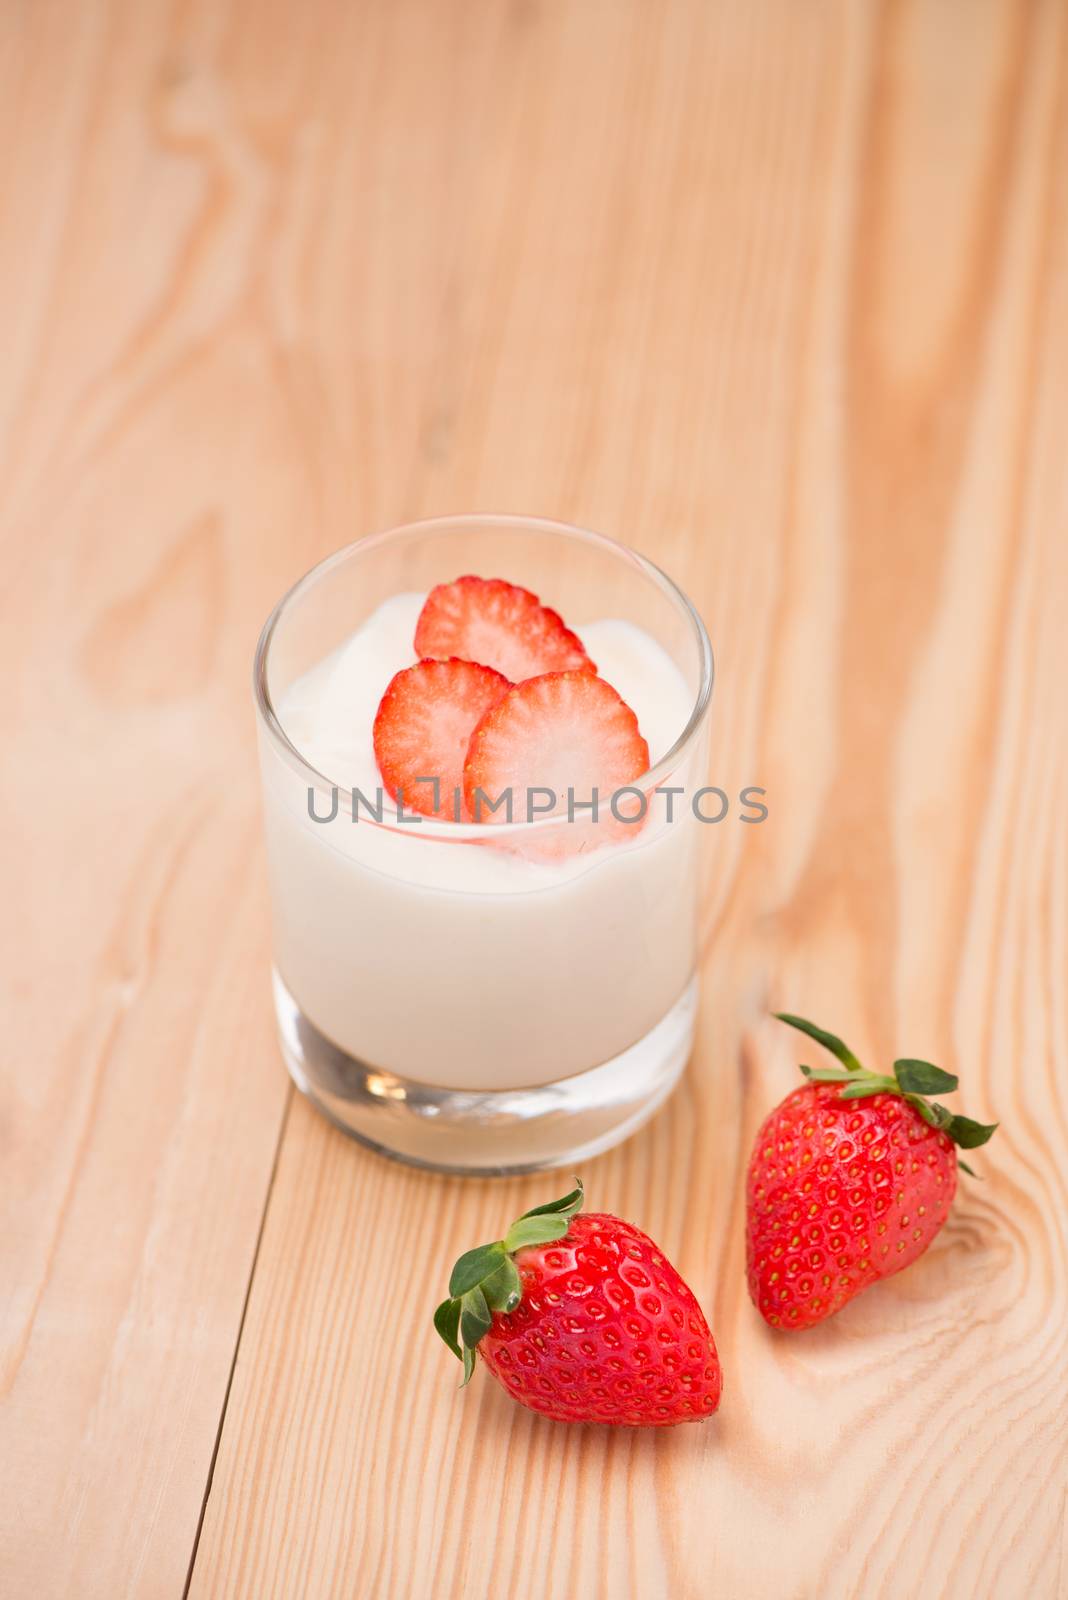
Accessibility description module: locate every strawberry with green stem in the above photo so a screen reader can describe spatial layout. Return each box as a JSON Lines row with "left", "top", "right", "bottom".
{"left": 434, "top": 1181, "right": 722, "bottom": 1426}
{"left": 746, "top": 1013, "right": 998, "bottom": 1331}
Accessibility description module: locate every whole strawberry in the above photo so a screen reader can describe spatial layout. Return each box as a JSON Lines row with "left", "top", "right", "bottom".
{"left": 434, "top": 1182, "right": 721, "bottom": 1425}
{"left": 747, "top": 1014, "right": 998, "bottom": 1330}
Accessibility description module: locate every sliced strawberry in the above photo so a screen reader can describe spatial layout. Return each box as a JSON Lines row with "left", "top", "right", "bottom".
{"left": 414, "top": 575, "right": 594, "bottom": 682}
{"left": 463, "top": 671, "right": 650, "bottom": 840}
{"left": 373, "top": 658, "right": 511, "bottom": 821}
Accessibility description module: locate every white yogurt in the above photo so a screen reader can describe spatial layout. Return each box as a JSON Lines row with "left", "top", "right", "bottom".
{"left": 259, "top": 594, "right": 707, "bottom": 1090}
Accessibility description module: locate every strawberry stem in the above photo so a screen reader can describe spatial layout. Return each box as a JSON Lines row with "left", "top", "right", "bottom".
{"left": 774, "top": 1013, "right": 865, "bottom": 1074}
{"left": 433, "top": 1180, "right": 585, "bottom": 1385}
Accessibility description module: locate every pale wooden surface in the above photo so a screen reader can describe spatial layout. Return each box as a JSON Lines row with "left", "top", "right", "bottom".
{"left": 2, "top": 1, "right": 1067, "bottom": 1596}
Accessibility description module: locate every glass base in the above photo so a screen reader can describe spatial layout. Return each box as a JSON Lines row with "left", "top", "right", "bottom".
{"left": 272, "top": 970, "right": 697, "bottom": 1175}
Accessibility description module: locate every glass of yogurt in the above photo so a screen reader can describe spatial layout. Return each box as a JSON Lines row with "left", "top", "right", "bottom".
{"left": 253, "top": 514, "right": 713, "bottom": 1172}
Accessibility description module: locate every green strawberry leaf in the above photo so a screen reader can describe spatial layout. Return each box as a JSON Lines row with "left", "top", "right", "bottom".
{"left": 894, "top": 1059, "right": 959, "bottom": 1095}
{"left": 433, "top": 1296, "right": 462, "bottom": 1361}
{"left": 799, "top": 1064, "right": 854, "bottom": 1083}
{"left": 838, "top": 1079, "right": 894, "bottom": 1100}
{"left": 774, "top": 1013, "right": 864, "bottom": 1073}
{"left": 943, "top": 1114, "right": 999, "bottom": 1149}
{"left": 461, "top": 1345, "right": 477, "bottom": 1387}
{"left": 459, "top": 1286, "right": 492, "bottom": 1349}
{"left": 448, "top": 1241, "right": 506, "bottom": 1298}
{"left": 503, "top": 1214, "right": 572, "bottom": 1253}
{"left": 904, "top": 1093, "right": 944, "bottom": 1128}
{"left": 907, "top": 1099, "right": 996, "bottom": 1163}
{"left": 516, "top": 1181, "right": 584, "bottom": 1221}
{"left": 481, "top": 1256, "right": 522, "bottom": 1314}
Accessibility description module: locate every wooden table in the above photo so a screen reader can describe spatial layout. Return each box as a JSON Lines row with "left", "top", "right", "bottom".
{"left": 4, "top": 2, "right": 1066, "bottom": 1595}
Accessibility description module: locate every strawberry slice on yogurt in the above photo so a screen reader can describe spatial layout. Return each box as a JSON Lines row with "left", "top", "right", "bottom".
{"left": 373, "top": 658, "right": 511, "bottom": 821}
{"left": 463, "top": 670, "right": 650, "bottom": 841}
{"left": 415, "top": 575, "right": 594, "bottom": 683}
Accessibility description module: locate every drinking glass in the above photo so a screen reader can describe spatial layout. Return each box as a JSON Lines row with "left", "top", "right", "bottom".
{"left": 254, "top": 514, "right": 713, "bottom": 1173}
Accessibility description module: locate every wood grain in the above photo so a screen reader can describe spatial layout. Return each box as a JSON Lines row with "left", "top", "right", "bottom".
{"left": 3, "top": 0, "right": 1067, "bottom": 1596}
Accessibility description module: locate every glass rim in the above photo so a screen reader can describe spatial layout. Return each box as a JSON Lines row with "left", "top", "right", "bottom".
{"left": 252, "top": 512, "right": 714, "bottom": 840}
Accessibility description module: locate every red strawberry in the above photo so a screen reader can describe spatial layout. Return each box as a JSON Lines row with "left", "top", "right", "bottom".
{"left": 373, "top": 658, "right": 510, "bottom": 821}
{"left": 462, "top": 671, "right": 650, "bottom": 835}
{"left": 746, "top": 1013, "right": 998, "bottom": 1330}
{"left": 414, "top": 575, "right": 594, "bottom": 682}
{"left": 434, "top": 1182, "right": 721, "bottom": 1426}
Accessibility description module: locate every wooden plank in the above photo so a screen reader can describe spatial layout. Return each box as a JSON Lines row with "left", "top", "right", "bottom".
{"left": 187, "top": 1, "right": 1068, "bottom": 1597}
{"left": 0, "top": 1, "right": 300, "bottom": 1591}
